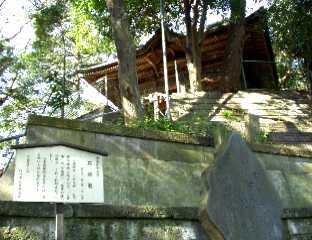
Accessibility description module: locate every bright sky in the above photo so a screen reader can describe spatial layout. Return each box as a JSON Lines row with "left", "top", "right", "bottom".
{"left": 0, "top": 0, "right": 270, "bottom": 51}
{"left": 207, "top": 0, "right": 270, "bottom": 24}
{"left": 0, "top": 1, "right": 34, "bottom": 51}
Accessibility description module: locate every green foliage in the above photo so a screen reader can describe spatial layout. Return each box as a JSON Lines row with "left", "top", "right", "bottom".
{"left": 71, "top": 0, "right": 179, "bottom": 44}
{"left": 222, "top": 109, "right": 244, "bottom": 121}
{"left": 211, "top": 0, "right": 246, "bottom": 23}
{"left": 0, "top": 1, "right": 113, "bottom": 136}
{"left": 0, "top": 227, "right": 39, "bottom": 240}
{"left": 127, "top": 111, "right": 217, "bottom": 137}
{"left": 257, "top": 131, "right": 269, "bottom": 143}
{"left": 32, "top": 2, "right": 66, "bottom": 41}
{"left": 269, "top": 0, "right": 312, "bottom": 60}
{"left": 268, "top": 0, "right": 312, "bottom": 90}
{"left": 68, "top": 6, "right": 115, "bottom": 55}
{"left": 0, "top": 41, "right": 14, "bottom": 77}
{"left": 223, "top": 110, "right": 234, "bottom": 119}
{"left": 131, "top": 116, "right": 182, "bottom": 132}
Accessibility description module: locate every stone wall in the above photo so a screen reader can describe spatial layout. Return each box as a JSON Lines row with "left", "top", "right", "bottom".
{"left": 283, "top": 208, "right": 312, "bottom": 239}
{"left": 0, "top": 202, "right": 208, "bottom": 240}
{"left": 257, "top": 152, "right": 312, "bottom": 209}
{"left": 2, "top": 115, "right": 312, "bottom": 239}
{"left": 1, "top": 115, "right": 215, "bottom": 208}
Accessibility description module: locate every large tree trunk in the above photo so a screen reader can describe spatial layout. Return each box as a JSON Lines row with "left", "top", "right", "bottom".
{"left": 223, "top": 22, "right": 246, "bottom": 92}
{"left": 186, "top": 31, "right": 202, "bottom": 93}
{"left": 106, "top": 0, "right": 144, "bottom": 124}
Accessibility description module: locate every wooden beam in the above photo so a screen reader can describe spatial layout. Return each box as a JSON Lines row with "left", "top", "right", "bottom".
{"left": 167, "top": 47, "right": 175, "bottom": 58}
{"left": 144, "top": 57, "right": 160, "bottom": 78}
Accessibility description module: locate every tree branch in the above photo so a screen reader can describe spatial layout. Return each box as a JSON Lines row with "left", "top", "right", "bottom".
{"left": 0, "top": 0, "right": 7, "bottom": 11}
{"left": 192, "top": 0, "right": 200, "bottom": 30}
{"left": 0, "top": 73, "right": 19, "bottom": 106}
{"left": 183, "top": 0, "right": 192, "bottom": 41}
{"left": 198, "top": 0, "right": 209, "bottom": 43}
{"left": 4, "top": 20, "right": 31, "bottom": 42}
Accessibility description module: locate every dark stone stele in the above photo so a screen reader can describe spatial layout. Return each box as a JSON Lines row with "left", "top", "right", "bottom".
{"left": 201, "top": 134, "right": 284, "bottom": 240}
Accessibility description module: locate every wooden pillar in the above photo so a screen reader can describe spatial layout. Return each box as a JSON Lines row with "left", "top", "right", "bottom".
{"left": 241, "top": 58, "right": 247, "bottom": 89}
{"left": 160, "top": 0, "right": 171, "bottom": 119}
{"left": 153, "top": 96, "right": 160, "bottom": 120}
{"left": 174, "top": 60, "right": 181, "bottom": 94}
{"left": 180, "top": 73, "right": 186, "bottom": 94}
{"left": 104, "top": 75, "right": 108, "bottom": 106}
{"left": 55, "top": 203, "right": 64, "bottom": 240}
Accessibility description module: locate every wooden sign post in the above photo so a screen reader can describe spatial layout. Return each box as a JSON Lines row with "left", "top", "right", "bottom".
{"left": 55, "top": 203, "right": 64, "bottom": 240}
{"left": 11, "top": 142, "right": 107, "bottom": 239}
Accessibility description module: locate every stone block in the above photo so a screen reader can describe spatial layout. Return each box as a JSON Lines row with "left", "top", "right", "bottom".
{"left": 285, "top": 174, "right": 312, "bottom": 208}
{"left": 257, "top": 153, "right": 312, "bottom": 174}
{"left": 287, "top": 218, "right": 312, "bottom": 235}
{"left": 266, "top": 170, "right": 293, "bottom": 208}
{"left": 27, "top": 125, "right": 96, "bottom": 149}
{"left": 95, "top": 134, "right": 126, "bottom": 157}
{"left": 203, "top": 134, "right": 284, "bottom": 240}
{"left": 100, "top": 156, "right": 208, "bottom": 207}
{"left": 0, "top": 203, "right": 209, "bottom": 240}
{"left": 155, "top": 141, "right": 214, "bottom": 163}
{"left": 27, "top": 125, "right": 63, "bottom": 144}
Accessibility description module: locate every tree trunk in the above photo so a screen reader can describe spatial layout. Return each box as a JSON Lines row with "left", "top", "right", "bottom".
{"left": 307, "top": 60, "right": 312, "bottom": 95}
{"left": 106, "top": 0, "right": 144, "bottom": 124}
{"left": 186, "top": 30, "right": 202, "bottom": 93}
{"left": 223, "top": 22, "right": 246, "bottom": 92}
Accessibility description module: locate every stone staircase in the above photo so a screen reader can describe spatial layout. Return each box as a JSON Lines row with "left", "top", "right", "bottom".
{"left": 170, "top": 91, "right": 244, "bottom": 121}
{"left": 170, "top": 90, "right": 312, "bottom": 144}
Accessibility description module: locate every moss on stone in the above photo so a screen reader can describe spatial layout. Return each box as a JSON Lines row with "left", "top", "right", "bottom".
{"left": 27, "top": 115, "right": 214, "bottom": 147}
{"left": 0, "top": 227, "right": 39, "bottom": 240}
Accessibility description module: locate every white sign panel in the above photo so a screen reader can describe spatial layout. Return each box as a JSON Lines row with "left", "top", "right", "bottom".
{"left": 13, "top": 146, "right": 104, "bottom": 203}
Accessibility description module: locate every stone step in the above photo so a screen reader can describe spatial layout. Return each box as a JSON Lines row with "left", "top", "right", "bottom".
{"left": 171, "top": 106, "right": 244, "bottom": 113}
{"left": 261, "top": 122, "right": 312, "bottom": 132}
{"left": 268, "top": 132, "right": 312, "bottom": 143}
{"left": 171, "top": 92, "right": 311, "bottom": 101}
{"left": 171, "top": 109, "right": 243, "bottom": 117}
{"left": 171, "top": 106, "right": 311, "bottom": 115}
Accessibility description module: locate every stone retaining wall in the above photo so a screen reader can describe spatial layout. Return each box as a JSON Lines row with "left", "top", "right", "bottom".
{"left": 2, "top": 114, "right": 312, "bottom": 239}
{"left": 283, "top": 208, "right": 312, "bottom": 239}
{"left": 1, "top": 115, "right": 215, "bottom": 208}
{"left": 0, "top": 202, "right": 208, "bottom": 240}
{"left": 256, "top": 153, "right": 312, "bottom": 209}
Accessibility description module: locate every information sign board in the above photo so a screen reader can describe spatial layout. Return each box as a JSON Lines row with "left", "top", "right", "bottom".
{"left": 13, "top": 145, "right": 104, "bottom": 203}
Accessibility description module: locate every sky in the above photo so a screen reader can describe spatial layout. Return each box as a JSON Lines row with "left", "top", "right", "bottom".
{"left": 0, "top": 1, "right": 34, "bottom": 51}
{"left": 0, "top": 0, "right": 270, "bottom": 51}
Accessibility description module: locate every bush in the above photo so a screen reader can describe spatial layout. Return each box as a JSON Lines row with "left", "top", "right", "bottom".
{"left": 0, "top": 227, "right": 39, "bottom": 240}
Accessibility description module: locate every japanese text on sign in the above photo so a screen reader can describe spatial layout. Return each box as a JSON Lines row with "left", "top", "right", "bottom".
{"left": 13, "top": 146, "right": 104, "bottom": 203}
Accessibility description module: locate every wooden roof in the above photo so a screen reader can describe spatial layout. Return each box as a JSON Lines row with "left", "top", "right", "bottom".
{"left": 80, "top": 8, "right": 277, "bottom": 100}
